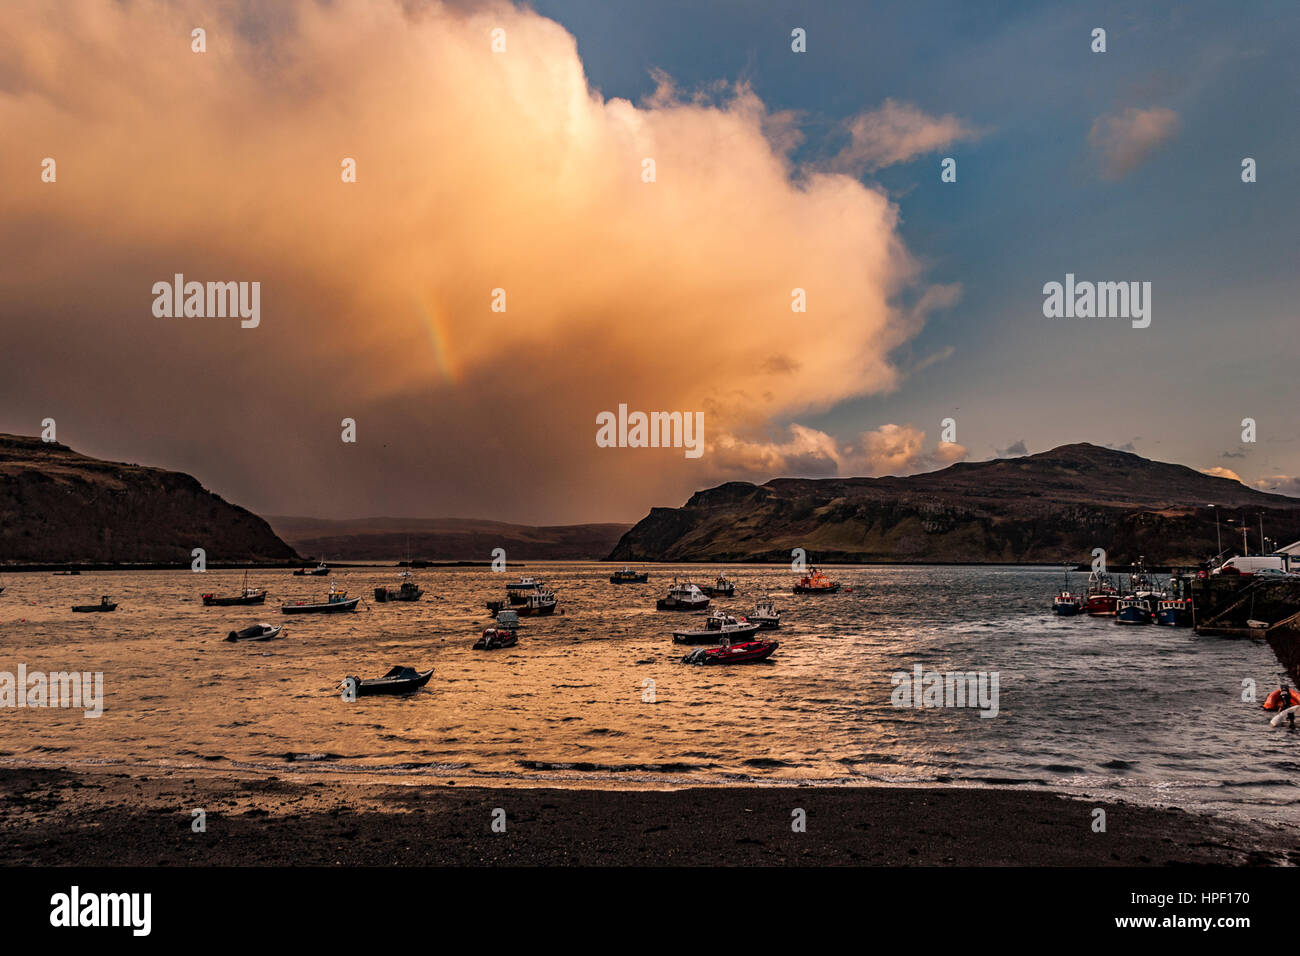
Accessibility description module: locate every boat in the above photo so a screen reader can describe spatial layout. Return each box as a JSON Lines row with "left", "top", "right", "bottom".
{"left": 515, "top": 589, "right": 557, "bottom": 616}
{"left": 793, "top": 567, "right": 841, "bottom": 594}
{"left": 1084, "top": 571, "right": 1119, "bottom": 616}
{"left": 202, "top": 570, "right": 266, "bottom": 606}
{"left": 281, "top": 581, "right": 360, "bottom": 614}
{"left": 655, "top": 578, "right": 710, "bottom": 611}
{"left": 1114, "top": 596, "right": 1153, "bottom": 625}
{"left": 1155, "top": 598, "right": 1194, "bottom": 627}
{"left": 474, "top": 627, "right": 518, "bottom": 650}
{"left": 53, "top": 570, "right": 81, "bottom": 576}
{"left": 505, "top": 576, "right": 543, "bottom": 605}
{"left": 225, "top": 623, "right": 283, "bottom": 642}
{"left": 701, "top": 574, "right": 736, "bottom": 597}
{"left": 495, "top": 608, "right": 521, "bottom": 630}
{"left": 293, "top": 561, "right": 330, "bottom": 577}
{"left": 374, "top": 569, "right": 423, "bottom": 603}
{"left": 343, "top": 666, "right": 434, "bottom": 696}
{"left": 750, "top": 596, "right": 781, "bottom": 629}
{"left": 682, "top": 639, "right": 779, "bottom": 665}
{"left": 71, "top": 596, "right": 117, "bottom": 613}
{"left": 672, "top": 609, "right": 762, "bottom": 645}
{"left": 609, "top": 566, "right": 649, "bottom": 584}
{"left": 1053, "top": 590, "right": 1083, "bottom": 616}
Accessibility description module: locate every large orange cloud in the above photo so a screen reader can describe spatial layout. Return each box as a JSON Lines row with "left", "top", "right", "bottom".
{"left": 0, "top": 0, "right": 964, "bottom": 522}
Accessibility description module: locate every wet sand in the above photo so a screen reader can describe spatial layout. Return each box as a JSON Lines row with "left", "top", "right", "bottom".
{"left": 0, "top": 767, "right": 1294, "bottom": 866}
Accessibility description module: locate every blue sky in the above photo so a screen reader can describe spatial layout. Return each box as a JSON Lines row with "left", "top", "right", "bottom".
{"left": 536, "top": 0, "right": 1300, "bottom": 483}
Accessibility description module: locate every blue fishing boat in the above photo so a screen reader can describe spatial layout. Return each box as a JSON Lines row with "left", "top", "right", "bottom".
{"left": 1115, "top": 596, "right": 1153, "bottom": 625}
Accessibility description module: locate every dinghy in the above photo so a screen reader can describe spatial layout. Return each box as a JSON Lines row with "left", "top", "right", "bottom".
{"left": 226, "top": 623, "right": 283, "bottom": 642}
{"left": 342, "top": 666, "right": 433, "bottom": 697}
{"left": 682, "top": 639, "right": 778, "bottom": 665}
{"left": 474, "top": 627, "right": 517, "bottom": 650}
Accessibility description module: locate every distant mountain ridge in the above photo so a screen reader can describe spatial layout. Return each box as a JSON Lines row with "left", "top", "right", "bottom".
{"left": 268, "top": 515, "right": 632, "bottom": 562}
{"left": 608, "top": 443, "right": 1300, "bottom": 565}
{"left": 0, "top": 434, "right": 299, "bottom": 565}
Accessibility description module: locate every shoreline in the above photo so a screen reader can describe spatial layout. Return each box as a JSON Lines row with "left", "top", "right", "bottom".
{"left": 1, "top": 766, "right": 1293, "bottom": 866}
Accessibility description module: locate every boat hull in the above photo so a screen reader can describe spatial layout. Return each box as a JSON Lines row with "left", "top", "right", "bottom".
{"left": 203, "top": 593, "right": 266, "bottom": 607}
{"left": 281, "top": 597, "right": 360, "bottom": 614}
{"left": 683, "top": 640, "right": 778, "bottom": 665}
{"left": 672, "top": 623, "right": 762, "bottom": 645}
{"left": 71, "top": 604, "right": 117, "bottom": 613}
{"left": 1085, "top": 595, "right": 1117, "bottom": 616}
{"left": 609, "top": 574, "right": 649, "bottom": 584}
{"left": 226, "top": 624, "right": 282, "bottom": 642}
{"left": 1053, "top": 602, "right": 1081, "bottom": 616}
{"left": 751, "top": 616, "right": 781, "bottom": 629}
{"left": 656, "top": 598, "right": 710, "bottom": 611}
{"left": 1115, "top": 606, "right": 1153, "bottom": 625}
{"left": 352, "top": 668, "right": 433, "bottom": 696}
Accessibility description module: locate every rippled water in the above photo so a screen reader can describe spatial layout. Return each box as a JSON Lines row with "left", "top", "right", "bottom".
{"left": 1, "top": 565, "right": 1296, "bottom": 825}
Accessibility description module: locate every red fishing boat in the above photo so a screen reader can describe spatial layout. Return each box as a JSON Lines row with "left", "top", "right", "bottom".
{"left": 682, "top": 639, "right": 778, "bottom": 665}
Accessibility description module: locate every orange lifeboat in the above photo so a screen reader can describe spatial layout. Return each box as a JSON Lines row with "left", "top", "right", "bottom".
{"left": 1263, "top": 688, "right": 1298, "bottom": 711}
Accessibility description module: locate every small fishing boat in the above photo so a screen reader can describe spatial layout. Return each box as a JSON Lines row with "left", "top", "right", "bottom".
{"left": 71, "top": 596, "right": 117, "bottom": 613}
{"left": 225, "top": 623, "right": 283, "bottom": 642}
{"left": 1084, "top": 571, "right": 1119, "bottom": 616}
{"left": 656, "top": 578, "right": 710, "bottom": 611}
{"left": 506, "top": 576, "right": 543, "bottom": 605}
{"left": 294, "top": 561, "right": 330, "bottom": 577}
{"left": 374, "top": 569, "right": 423, "bottom": 603}
{"left": 701, "top": 574, "right": 736, "bottom": 597}
{"left": 672, "top": 610, "right": 762, "bottom": 645}
{"left": 515, "top": 590, "right": 557, "bottom": 616}
{"left": 793, "top": 568, "right": 840, "bottom": 594}
{"left": 495, "top": 608, "right": 521, "bottom": 630}
{"left": 750, "top": 596, "right": 781, "bottom": 629}
{"left": 682, "top": 639, "right": 778, "bottom": 665}
{"left": 203, "top": 570, "right": 266, "bottom": 606}
{"left": 1053, "top": 590, "right": 1083, "bottom": 616}
{"left": 1155, "top": 598, "right": 1194, "bottom": 627}
{"left": 1114, "top": 596, "right": 1153, "bottom": 625}
{"left": 474, "top": 627, "right": 518, "bottom": 650}
{"left": 281, "top": 581, "right": 360, "bottom": 615}
{"left": 609, "top": 566, "right": 649, "bottom": 584}
{"left": 343, "top": 666, "right": 433, "bottom": 697}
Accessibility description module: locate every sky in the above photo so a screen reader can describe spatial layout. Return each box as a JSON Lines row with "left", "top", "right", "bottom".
{"left": 2, "top": 0, "right": 1297, "bottom": 524}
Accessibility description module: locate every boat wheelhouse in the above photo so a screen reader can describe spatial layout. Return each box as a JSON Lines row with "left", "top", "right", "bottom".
{"left": 751, "top": 596, "right": 781, "bottom": 629}
{"left": 656, "top": 578, "right": 711, "bottom": 611}
{"left": 506, "top": 576, "right": 543, "bottom": 605}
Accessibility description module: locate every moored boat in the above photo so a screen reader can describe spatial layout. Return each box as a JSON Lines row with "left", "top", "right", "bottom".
{"left": 495, "top": 608, "right": 521, "bottom": 630}
{"left": 609, "top": 566, "right": 649, "bottom": 584}
{"left": 515, "top": 589, "right": 557, "bottom": 616}
{"left": 751, "top": 596, "right": 781, "bottom": 629}
{"left": 1155, "top": 598, "right": 1194, "bottom": 627}
{"left": 656, "top": 578, "right": 710, "bottom": 611}
{"left": 1053, "top": 590, "right": 1083, "bottom": 616}
{"left": 1084, "top": 570, "right": 1119, "bottom": 615}
{"left": 281, "top": 581, "right": 360, "bottom": 614}
{"left": 672, "top": 609, "right": 761, "bottom": 645}
{"left": 701, "top": 574, "right": 736, "bottom": 597}
{"left": 342, "top": 666, "right": 433, "bottom": 696}
{"left": 71, "top": 595, "right": 117, "bottom": 613}
{"left": 203, "top": 570, "right": 266, "bottom": 606}
{"left": 294, "top": 560, "right": 330, "bottom": 576}
{"left": 1115, "top": 596, "right": 1153, "bottom": 625}
{"left": 682, "top": 639, "right": 778, "bottom": 665}
{"left": 225, "top": 622, "right": 283, "bottom": 642}
{"left": 374, "top": 569, "right": 423, "bottom": 603}
{"left": 474, "top": 627, "right": 518, "bottom": 650}
{"left": 793, "top": 567, "right": 840, "bottom": 594}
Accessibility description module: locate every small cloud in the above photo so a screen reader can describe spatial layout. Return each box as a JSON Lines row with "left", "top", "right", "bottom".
{"left": 1202, "top": 466, "right": 1242, "bottom": 483}
{"left": 710, "top": 423, "right": 967, "bottom": 479}
{"left": 910, "top": 345, "right": 955, "bottom": 374}
{"left": 829, "top": 99, "right": 980, "bottom": 174}
{"left": 1105, "top": 441, "right": 1137, "bottom": 452}
{"left": 1253, "top": 475, "right": 1300, "bottom": 497}
{"left": 1088, "top": 106, "right": 1180, "bottom": 180}
{"left": 997, "top": 440, "right": 1028, "bottom": 458}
